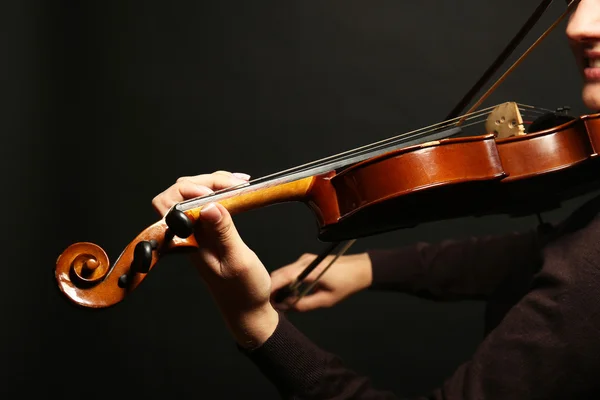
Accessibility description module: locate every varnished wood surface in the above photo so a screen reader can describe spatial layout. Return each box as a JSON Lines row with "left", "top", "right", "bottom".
{"left": 183, "top": 176, "right": 315, "bottom": 220}
{"left": 328, "top": 134, "right": 506, "bottom": 218}
{"left": 55, "top": 221, "right": 199, "bottom": 308}
{"left": 496, "top": 113, "right": 597, "bottom": 181}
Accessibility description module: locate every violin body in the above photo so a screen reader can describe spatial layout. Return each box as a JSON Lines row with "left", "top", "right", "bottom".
{"left": 314, "top": 112, "right": 600, "bottom": 241}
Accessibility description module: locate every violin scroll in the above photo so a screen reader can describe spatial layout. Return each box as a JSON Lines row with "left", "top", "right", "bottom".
{"left": 63, "top": 242, "right": 110, "bottom": 285}
{"left": 54, "top": 177, "right": 327, "bottom": 308}
{"left": 55, "top": 220, "right": 199, "bottom": 308}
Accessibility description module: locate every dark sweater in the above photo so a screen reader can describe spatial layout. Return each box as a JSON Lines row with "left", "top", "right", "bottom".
{"left": 242, "top": 195, "right": 600, "bottom": 399}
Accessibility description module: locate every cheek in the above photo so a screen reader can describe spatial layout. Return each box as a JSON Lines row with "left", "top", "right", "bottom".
{"left": 582, "top": 83, "right": 600, "bottom": 111}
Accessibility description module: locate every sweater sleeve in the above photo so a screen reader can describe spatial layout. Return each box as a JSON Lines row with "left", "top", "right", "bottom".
{"left": 241, "top": 311, "right": 413, "bottom": 400}
{"left": 366, "top": 229, "right": 544, "bottom": 301}
{"left": 242, "top": 200, "right": 600, "bottom": 399}
{"left": 243, "top": 227, "right": 600, "bottom": 399}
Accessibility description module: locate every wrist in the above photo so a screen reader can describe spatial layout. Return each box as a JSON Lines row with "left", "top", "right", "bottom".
{"left": 224, "top": 303, "right": 279, "bottom": 350}
{"left": 353, "top": 252, "right": 373, "bottom": 290}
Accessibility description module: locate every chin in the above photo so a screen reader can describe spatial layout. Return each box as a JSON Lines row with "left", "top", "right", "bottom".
{"left": 582, "top": 83, "right": 600, "bottom": 112}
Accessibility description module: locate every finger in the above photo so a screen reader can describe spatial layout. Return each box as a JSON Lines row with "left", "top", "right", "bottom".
{"left": 231, "top": 172, "right": 251, "bottom": 181}
{"left": 153, "top": 173, "right": 248, "bottom": 217}
{"left": 269, "top": 253, "right": 319, "bottom": 291}
{"left": 212, "top": 170, "right": 252, "bottom": 181}
{"left": 270, "top": 269, "right": 299, "bottom": 292}
{"left": 291, "top": 291, "right": 335, "bottom": 313}
{"left": 152, "top": 180, "right": 214, "bottom": 217}
{"left": 177, "top": 173, "right": 248, "bottom": 191}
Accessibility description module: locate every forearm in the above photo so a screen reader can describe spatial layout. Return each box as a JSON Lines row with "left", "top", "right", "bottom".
{"left": 367, "top": 230, "right": 544, "bottom": 301}
{"left": 241, "top": 312, "right": 405, "bottom": 400}
{"left": 241, "top": 221, "right": 600, "bottom": 400}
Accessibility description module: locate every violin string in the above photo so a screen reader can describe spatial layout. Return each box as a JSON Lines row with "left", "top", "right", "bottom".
{"left": 518, "top": 103, "right": 553, "bottom": 113}
{"left": 241, "top": 106, "right": 495, "bottom": 181}
{"left": 250, "top": 102, "right": 548, "bottom": 185}
{"left": 279, "top": 113, "right": 494, "bottom": 173}
{"left": 250, "top": 105, "right": 499, "bottom": 177}
{"left": 272, "top": 115, "right": 491, "bottom": 177}
{"left": 177, "top": 105, "right": 507, "bottom": 207}
{"left": 177, "top": 103, "right": 552, "bottom": 210}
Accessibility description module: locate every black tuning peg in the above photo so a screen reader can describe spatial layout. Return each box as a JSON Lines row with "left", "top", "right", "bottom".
{"left": 118, "top": 240, "right": 157, "bottom": 288}
{"left": 166, "top": 209, "right": 194, "bottom": 238}
{"left": 131, "top": 240, "right": 155, "bottom": 274}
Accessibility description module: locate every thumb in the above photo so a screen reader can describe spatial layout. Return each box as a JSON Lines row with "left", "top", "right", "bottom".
{"left": 195, "top": 202, "right": 249, "bottom": 273}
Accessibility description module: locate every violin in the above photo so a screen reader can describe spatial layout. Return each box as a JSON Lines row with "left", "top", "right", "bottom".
{"left": 55, "top": 0, "right": 589, "bottom": 308}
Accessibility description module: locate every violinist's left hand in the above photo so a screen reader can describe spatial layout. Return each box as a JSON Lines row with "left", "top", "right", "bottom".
{"left": 152, "top": 171, "right": 279, "bottom": 349}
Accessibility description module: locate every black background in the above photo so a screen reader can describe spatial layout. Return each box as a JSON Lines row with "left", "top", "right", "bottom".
{"left": 2, "top": 1, "right": 595, "bottom": 399}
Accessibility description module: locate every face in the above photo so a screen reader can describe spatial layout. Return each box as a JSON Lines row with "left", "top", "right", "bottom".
{"left": 566, "top": 0, "right": 600, "bottom": 111}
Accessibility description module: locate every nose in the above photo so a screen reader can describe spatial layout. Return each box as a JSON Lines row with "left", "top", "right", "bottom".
{"left": 566, "top": 0, "right": 600, "bottom": 42}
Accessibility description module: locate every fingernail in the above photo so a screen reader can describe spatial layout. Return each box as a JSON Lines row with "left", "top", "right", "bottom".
{"left": 200, "top": 202, "right": 222, "bottom": 223}
{"left": 232, "top": 172, "right": 251, "bottom": 181}
{"left": 230, "top": 177, "right": 250, "bottom": 186}
{"left": 196, "top": 184, "right": 214, "bottom": 195}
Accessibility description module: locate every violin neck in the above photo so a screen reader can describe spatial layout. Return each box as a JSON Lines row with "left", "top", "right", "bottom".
{"left": 180, "top": 175, "right": 321, "bottom": 220}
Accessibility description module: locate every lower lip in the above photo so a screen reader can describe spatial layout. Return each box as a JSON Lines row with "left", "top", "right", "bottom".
{"left": 584, "top": 67, "right": 600, "bottom": 81}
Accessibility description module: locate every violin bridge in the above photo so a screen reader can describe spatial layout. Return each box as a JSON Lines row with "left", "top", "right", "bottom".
{"left": 486, "top": 102, "right": 525, "bottom": 139}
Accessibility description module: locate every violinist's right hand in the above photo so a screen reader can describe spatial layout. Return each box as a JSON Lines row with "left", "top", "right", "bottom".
{"left": 270, "top": 253, "right": 373, "bottom": 312}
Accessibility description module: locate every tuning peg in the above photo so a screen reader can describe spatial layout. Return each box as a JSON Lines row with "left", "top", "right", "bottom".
{"left": 166, "top": 209, "right": 194, "bottom": 238}
{"left": 118, "top": 240, "right": 158, "bottom": 288}
{"left": 132, "top": 240, "right": 154, "bottom": 274}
